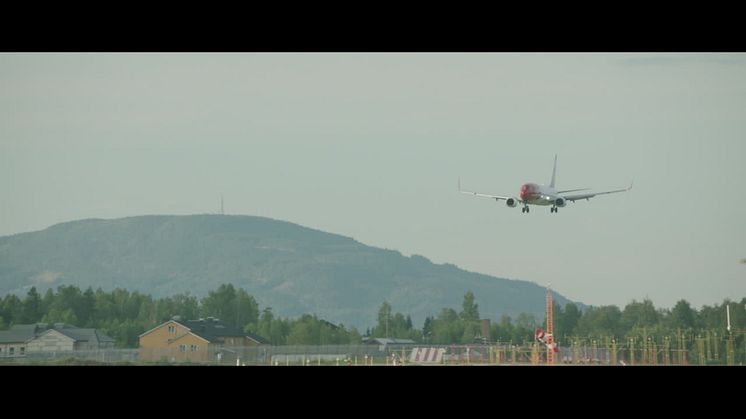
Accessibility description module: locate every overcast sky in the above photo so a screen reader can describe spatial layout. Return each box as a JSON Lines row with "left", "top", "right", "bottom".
{"left": 2, "top": 53, "right": 745, "bottom": 310}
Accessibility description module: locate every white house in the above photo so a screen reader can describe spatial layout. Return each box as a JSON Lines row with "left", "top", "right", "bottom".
{"left": 27, "top": 327, "right": 115, "bottom": 352}
{"left": 0, "top": 324, "right": 44, "bottom": 358}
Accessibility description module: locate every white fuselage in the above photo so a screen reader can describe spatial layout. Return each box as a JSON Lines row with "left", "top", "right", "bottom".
{"left": 520, "top": 183, "right": 559, "bottom": 206}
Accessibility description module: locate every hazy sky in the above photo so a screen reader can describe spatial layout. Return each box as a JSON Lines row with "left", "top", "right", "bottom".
{"left": 2, "top": 53, "right": 745, "bottom": 310}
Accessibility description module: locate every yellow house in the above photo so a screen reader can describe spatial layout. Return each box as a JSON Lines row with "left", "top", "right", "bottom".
{"left": 139, "top": 317, "right": 268, "bottom": 364}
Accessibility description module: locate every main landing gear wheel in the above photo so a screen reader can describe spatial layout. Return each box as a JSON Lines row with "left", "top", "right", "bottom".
{"left": 522, "top": 206, "right": 530, "bottom": 213}
{"left": 551, "top": 207, "right": 558, "bottom": 213}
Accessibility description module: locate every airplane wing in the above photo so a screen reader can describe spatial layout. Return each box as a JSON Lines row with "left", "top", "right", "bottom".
{"left": 460, "top": 190, "right": 515, "bottom": 201}
{"left": 458, "top": 178, "right": 516, "bottom": 202}
{"left": 562, "top": 181, "right": 633, "bottom": 202}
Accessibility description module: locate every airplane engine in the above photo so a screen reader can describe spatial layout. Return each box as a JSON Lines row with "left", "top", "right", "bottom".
{"left": 555, "top": 197, "right": 566, "bottom": 208}
{"left": 506, "top": 198, "right": 518, "bottom": 208}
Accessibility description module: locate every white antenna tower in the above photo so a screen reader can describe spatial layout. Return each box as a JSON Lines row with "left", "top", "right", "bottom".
{"left": 726, "top": 304, "right": 731, "bottom": 333}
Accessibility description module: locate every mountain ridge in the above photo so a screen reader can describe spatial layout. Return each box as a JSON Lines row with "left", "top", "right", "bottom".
{"left": 0, "top": 214, "right": 580, "bottom": 329}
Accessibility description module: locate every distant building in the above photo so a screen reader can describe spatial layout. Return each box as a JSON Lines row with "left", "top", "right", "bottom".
{"left": 362, "top": 337, "right": 416, "bottom": 351}
{"left": 139, "top": 317, "right": 269, "bottom": 363}
{"left": 27, "top": 325, "right": 115, "bottom": 352}
{"left": 0, "top": 323, "right": 114, "bottom": 357}
{"left": 0, "top": 324, "right": 44, "bottom": 358}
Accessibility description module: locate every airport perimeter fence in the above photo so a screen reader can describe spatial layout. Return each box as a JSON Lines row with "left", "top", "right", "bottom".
{"left": 1, "top": 342, "right": 733, "bottom": 365}
{"left": 210, "top": 344, "right": 533, "bottom": 365}
{"left": 188, "top": 344, "right": 617, "bottom": 365}
{"left": 214, "top": 344, "right": 404, "bottom": 366}
{"left": 0, "top": 344, "right": 498, "bottom": 365}
{"left": 1, "top": 348, "right": 140, "bottom": 365}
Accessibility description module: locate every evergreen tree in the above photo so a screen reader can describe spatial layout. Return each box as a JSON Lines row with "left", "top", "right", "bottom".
{"left": 200, "top": 284, "right": 259, "bottom": 328}
{"left": 515, "top": 313, "right": 537, "bottom": 330}
{"left": 375, "top": 301, "right": 393, "bottom": 338}
{"left": 392, "top": 312, "right": 406, "bottom": 336}
{"left": 575, "top": 305, "right": 622, "bottom": 337}
{"left": 172, "top": 293, "right": 200, "bottom": 320}
{"left": 2, "top": 294, "right": 23, "bottom": 326}
{"left": 697, "top": 304, "right": 726, "bottom": 330}
{"left": 256, "top": 307, "right": 275, "bottom": 343}
{"left": 460, "top": 290, "right": 480, "bottom": 321}
{"left": 41, "top": 288, "right": 54, "bottom": 315}
{"left": 287, "top": 316, "right": 315, "bottom": 344}
{"left": 93, "top": 288, "right": 115, "bottom": 323}
{"left": 621, "top": 299, "right": 658, "bottom": 330}
{"left": 21, "top": 287, "right": 41, "bottom": 324}
{"left": 79, "top": 287, "right": 96, "bottom": 326}
{"left": 347, "top": 326, "right": 362, "bottom": 344}
{"left": 461, "top": 321, "right": 482, "bottom": 344}
{"left": 431, "top": 308, "right": 463, "bottom": 344}
{"left": 560, "top": 303, "right": 581, "bottom": 337}
{"left": 235, "top": 288, "right": 259, "bottom": 328}
{"left": 201, "top": 283, "right": 237, "bottom": 323}
{"left": 497, "top": 314, "right": 514, "bottom": 341}
{"left": 422, "top": 316, "right": 433, "bottom": 342}
{"left": 670, "top": 299, "right": 696, "bottom": 330}
{"left": 53, "top": 285, "right": 83, "bottom": 325}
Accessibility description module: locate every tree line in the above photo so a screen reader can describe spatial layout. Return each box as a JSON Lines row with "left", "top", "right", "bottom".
{"left": 1, "top": 285, "right": 743, "bottom": 352}
{"left": 0, "top": 284, "right": 362, "bottom": 347}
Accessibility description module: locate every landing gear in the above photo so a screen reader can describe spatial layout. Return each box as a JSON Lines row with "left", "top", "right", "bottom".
{"left": 550, "top": 207, "right": 558, "bottom": 213}
{"left": 522, "top": 206, "right": 530, "bottom": 213}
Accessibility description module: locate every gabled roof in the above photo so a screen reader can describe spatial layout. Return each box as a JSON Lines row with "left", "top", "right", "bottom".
{"left": 363, "top": 337, "right": 416, "bottom": 345}
{"left": 178, "top": 319, "right": 245, "bottom": 340}
{"left": 0, "top": 324, "right": 42, "bottom": 344}
{"left": 169, "top": 331, "right": 210, "bottom": 345}
{"left": 52, "top": 327, "right": 115, "bottom": 343}
{"left": 177, "top": 319, "right": 270, "bottom": 344}
{"left": 139, "top": 318, "right": 269, "bottom": 344}
{"left": 0, "top": 324, "right": 115, "bottom": 345}
{"left": 138, "top": 319, "right": 179, "bottom": 338}
{"left": 244, "top": 331, "right": 270, "bottom": 345}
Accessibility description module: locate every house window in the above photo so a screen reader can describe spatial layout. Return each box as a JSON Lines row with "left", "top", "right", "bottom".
{"left": 9, "top": 347, "right": 14, "bottom": 355}
{"left": 178, "top": 345, "right": 186, "bottom": 352}
{"left": 190, "top": 345, "right": 198, "bottom": 352}
{"left": 20, "top": 347, "right": 25, "bottom": 355}
{"left": 168, "top": 325, "right": 176, "bottom": 333}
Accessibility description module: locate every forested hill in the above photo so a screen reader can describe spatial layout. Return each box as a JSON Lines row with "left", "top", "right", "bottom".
{"left": 0, "top": 214, "right": 577, "bottom": 329}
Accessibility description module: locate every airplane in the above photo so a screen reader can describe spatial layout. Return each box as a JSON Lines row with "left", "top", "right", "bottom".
{"left": 459, "top": 155, "right": 632, "bottom": 214}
